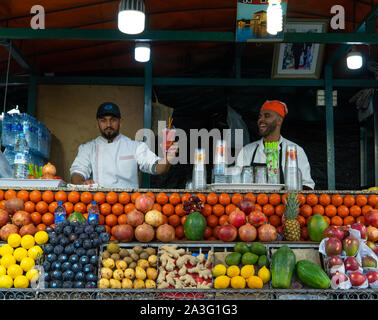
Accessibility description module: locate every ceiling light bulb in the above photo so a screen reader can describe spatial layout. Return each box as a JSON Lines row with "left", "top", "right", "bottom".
{"left": 135, "top": 43, "right": 150, "bottom": 62}
{"left": 118, "top": 0, "right": 145, "bottom": 34}
{"left": 346, "top": 47, "right": 363, "bottom": 70}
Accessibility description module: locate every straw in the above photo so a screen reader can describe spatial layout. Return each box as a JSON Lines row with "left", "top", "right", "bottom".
{"left": 168, "top": 117, "right": 173, "bottom": 129}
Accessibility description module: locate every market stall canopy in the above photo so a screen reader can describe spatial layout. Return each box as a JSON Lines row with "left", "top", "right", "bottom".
{"left": 0, "top": 0, "right": 376, "bottom": 78}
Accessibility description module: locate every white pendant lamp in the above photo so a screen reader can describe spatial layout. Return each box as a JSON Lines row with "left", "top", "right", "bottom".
{"left": 267, "top": 0, "right": 283, "bottom": 35}
{"left": 346, "top": 46, "right": 363, "bottom": 70}
{"left": 135, "top": 42, "right": 150, "bottom": 62}
{"left": 118, "top": 0, "right": 145, "bottom": 35}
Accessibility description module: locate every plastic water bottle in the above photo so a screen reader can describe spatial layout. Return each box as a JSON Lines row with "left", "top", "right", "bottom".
{"left": 88, "top": 201, "right": 99, "bottom": 223}
{"left": 13, "top": 133, "right": 29, "bottom": 179}
{"left": 54, "top": 201, "right": 66, "bottom": 225}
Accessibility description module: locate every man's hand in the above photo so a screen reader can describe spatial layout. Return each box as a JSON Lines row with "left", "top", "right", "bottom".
{"left": 166, "top": 142, "right": 179, "bottom": 163}
{"left": 155, "top": 142, "right": 179, "bottom": 175}
{"left": 83, "top": 180, "right": 95, "bottom": 185}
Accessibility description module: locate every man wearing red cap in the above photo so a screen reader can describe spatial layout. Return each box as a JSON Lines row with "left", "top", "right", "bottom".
{"left": 236, "top": 100, "right": 315, "bottom": 190}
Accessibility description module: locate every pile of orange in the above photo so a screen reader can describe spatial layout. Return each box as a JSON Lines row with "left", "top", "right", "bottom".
{"left": 0, "top": 189, "right": 376, "bottom": 242}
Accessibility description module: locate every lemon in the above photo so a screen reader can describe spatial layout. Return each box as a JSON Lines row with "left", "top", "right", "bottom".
{"left": 214, "top": 275, "right": 231, "bottom": 289}
{"left": 0, "top": 244, "right": 14, "bottom": 257}
{"left": 13, "top": 247, "right": 28, "bottom": 262}
{"left": 230, "top": 276, "right": 246, "bottom": 289}
{"left": 26, "top": 269, "right": 39, "bottom": 282}
{"left": 20, "top": 257, "right": 35, "bottom": 272}
{"left": 226, "top": 265, "right": 240, "bottom": 278}
{"left": 14, "top": 275, "right": 29, "bottom": 288}
{"left": 7, "top": 234, "right": 21, "bottom": 248}
{"left": 247, "top": 276, "right": 264, "bottom": 289}
{"left": 213, "top": 264, "right": 227, "bottom": 277}
{"left": 240, "top": 265, "right": 255, "bottom": 279}
{"left": 7, "top": 264, "right": 23, "bottom": 279}
{"left": 28, "top": 246, "right": 43, "bottom": 260}
{"left": 0, "top": 275, "right": 13, "bottom": 288}
{"left": 21, "top": 235, "right": 35, "bottom": 250}
{"left": 1, "top": 254, "right": 16, "bottom": 269}
{"left": 257, "top": 266, "right": 271, "bottom": 284}
{"left": 0, "top": 265, "right": 6, "bottom": 276}
{"left": 34, "top": 231, "right": 49, "bottom": 245}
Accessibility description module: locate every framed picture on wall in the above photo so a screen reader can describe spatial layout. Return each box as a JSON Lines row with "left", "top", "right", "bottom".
{"left": 271, "top": 19, "right": 328, "bottom": 79}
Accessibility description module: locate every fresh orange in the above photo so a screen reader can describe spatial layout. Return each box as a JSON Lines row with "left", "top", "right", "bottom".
{"left": 124, "top": 203, "right": 135, "bottom": 214}
{"left": 231, "top": 193, "right": 243, "bottom": 205}
{"left": 212, "top": 204, "right": 225, "bottom": 217}
{"left": 93, "top": 192, "right": 106, "bottom": 205}
{"left": 318, "top": 194, "right": 331, "bottom": 206}
{"left": 312, "top": 204, "right": 325, "bottom": 215}
{"left": 281, "top": 194, "right": 287, "bottom": 204}
{"left": 262, "top": 204, "right": 275, "bottom": 217}
{"left": 254, "top": 204, "right": 263, "bottom": 212}
{"left": 30, "top": 212, "right": 42, "bottom": 225}
{"left": 98, "top": 214, "right": 105, "bottom": 225}
{"left": 106, "top": 192, "right": 118, "bottom": 205}
{"left": 17, "top": 190, "right": 29, "bottom": 202}
{"left": 297, "top": 215, "right": 306, "bottom": 227}
{"left": 156, "top": 192, "right": 169, "bottom": 205}
{"left": 174, "top": 204, "right": 185, "bottom": 216}
{"left": 105, "top": 214, "right": 118, "bottom": 227}
{"left": 297, "top": 194, "right": 306, "bottom": 206}
{"left": 42, "top": 212, "right": 54, "bottom": 226}
{"left": 29, "top": 190, "right": 42, "bottom": 203}
{"left": 162, "top": 203, "right": 175, "bottom": 216}
{"left": 117, "top": 192, "right": 130, "bottom": 205}
{"left": 325, "top": 204, "right": 337, "bottom": 217}
{"left": 275, "top": 204, "right": 285, "bottom": 216}
{"left": 324, "top": 216, "right": 331, "bottom": 225}
{"left": 206, "top": 193, "right": 218, "bottom": 205}
{"left": 356, "top": 216, "right": 365, "bottom": 225}
{"left": 300, "top": 204, "right": 312, "bottom": 218}
{"left": 54, "top": 191, "right": 67, "bottom": 203}
{"left": 225, "top": 204, "right": 236, "bottom": 215}
{"left": 269, "top": 215, "right": 281, "bottom": 227}
{"left": 337, "top": 205, "right": 349, "bottom": 218}
{"left": 0, "top": 190, "right": 3, "bottom": 201}
{"left": 219, "top": 193, "right": 231, "bottom": 206}
{"left": 362, "top": 205, "right": 373, "bottom": 216}
{"left": 80, "top": 191, "right": 92, "bottom": 204}
{"left": 168, "top": 214, "right": 180, "bottom": 227}
{"left": 202, "top": 204, "right": 212, "bottom": 217}
{"left": 203, "top": 226, "right": 213, "bottom": 239}
{"left": 100, "top": 203, "right": 112, "bottom": 216}
{"left": 117, "top": 214, "right": 127, "bottom": 225}
{"left": 181, "top": 193, "right": 192, "bottom": 203}
{"left": 301, "top": 226, "right": 309, "bottom": 240}
{"left": 104, "top": 225, "right": 111, "bottom": 234}
{"left": 4, "top": 189, "right": 16, "bottom": 200}
{"left": 206, "top": 215, "right": 218, "bottom": 228}
{"left": 48, "top": 201, "right": 58, "bottom": 214}
{"left": 145, "top": 192, "right": 156, "bottom": 202}
{"left": 162, "top": 214, "right": 168, "bottom": 225}
{"left": 355, "top": 195, "right": 368, "bottom": 207}
{"left": 169, "top": 193, "right": 181, "bottom": 205}
{"left": 36, "top": 223, "right": 46, "bottom": 231}
{"left": 349, "top": 205, "right": 361, "bottom": 218}
{"left": 331, "top": 194, "right": 343, "bottom": 207}
{"left": 256, "top": 193, "right": 269, "bottom": 206}
{"left": 153, "top": 203, "right": 162, "bottom": 212}
{"left": 74, "top": 202, "right": 86, "bottom": 214}
{"left": 130, "top": 192, "right": 141, "bottom": 204}
{"left": 68, "top": 191, "right": 80, "bottom": 204}
{"left": 343, "top": 195, "right": 355, "bottom": 208}
{"left": 368, "top": 194, "right": 378, "bottom": 207}
{"left": 0, "top": 200, "right": 5, "bottom": 210}
{"left": 269, "top": 194, "right": 281, "bottom": 206}
{"left": 306, "top": 194, "right": 318, "bottom": 206}
{"left": 212, "top": 225, "right": 221, "bottom": 239}
{"left": 218, "top": 215, "right": 229, "bottom": 226}
{"left": 175, "top": 225, "right": 185, "bottom": 239}
{"left": 244, "top": 193, "right": 256, "bottom": 203}
{"left": 112, "top": 203, "right": 124, "bottom": 216}
{"left": 181, "top": 216, "right": 187, "bottom": 226}
{"left": 196, "top": 193, "right": 206, "bottom": 204}
{"left": 63, "top": 202, "right": 74, "bottom": 215}
{"left": 343, "top": 216, "right": 355, "bottom": 226}
{"left": 24, "top": 201, "right": 35, "bottom": 213}
{"left": 111, "top": 225, "right": 118, "bottom": 236}
{"left": 35, "top": 201, "right": 49, "bottom": 214}
{"left": 42, "top": 191, "right": 54, "bottom": 204}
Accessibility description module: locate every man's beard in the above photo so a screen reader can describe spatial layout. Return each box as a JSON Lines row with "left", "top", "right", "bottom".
{"left": 258, "top": 120, "right": 277, "bottom": 138}
{"left": 100, "top": 127, "right": 119, "bottom": 141}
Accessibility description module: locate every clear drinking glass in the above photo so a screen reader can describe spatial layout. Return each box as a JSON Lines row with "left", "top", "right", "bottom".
{"left": 241, "top": 166, "right": 253, "bottom": 184}
{"left": 254, "top": 164, "right": 267, "bottom": 184}
{"left": 230, "top": 166, "right": 242, "bottom": 184}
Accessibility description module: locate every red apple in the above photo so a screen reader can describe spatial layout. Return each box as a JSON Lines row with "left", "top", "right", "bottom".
{"left": 218, "top": 224, "right": 237, "bottom": 242}
{"left": 351, "top": 223, "right": 367, "bottom": 240}
{"left": 365, "top": 209, "right": 378, "bottom": 228}
{"left": 344, "top": 256, "right": 360, "bottom": 272}
{"left": 328, "top": 255, "right": 344, "bottom": 268}
{"left": 248, "top": 210, "right": 268, "bottom": 228}
{"left": 325, "top": 237, "right": 343, "bottom": 256}
{"left": 237, "top": 199, "right": 255, "bottom": 214}
{"left": 323, "top": 226, "right": 345, "bottom": 241}
{"left": 343, "top": 236, "right": 359, "bottom": 256}
{"left": 349, "top": 272, "right": 367, "bottom": 287}
{"left": 366, "top": 271, "right": 378, "bottom": 284}
{"left": 229, "top": 209, "right": 246, "bottom": 228}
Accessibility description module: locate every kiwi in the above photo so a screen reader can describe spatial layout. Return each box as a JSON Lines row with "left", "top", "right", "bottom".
{"left": 145, "top": 248, "right": 156, "bottom": 256}
{"left": 133, "top": 246, "right": 144, "bottom": 254}
{"left": 119, "top": 248, "right": 129, "bottom": 258}
{"left": 107, "top": 243, "right": 120, "bottom": 254}
{"left": 124, "top": 257, "right": 133, "bottom": 264}
{"left": 102, "top": 250, "right": 111, "bottom": 259}
{"left": 111, "top": 253, "right": 121, "bottom": 261}
{"left": 129, "top": 262, "right": 137, "bottom": 269}
{"left": 139, "top": 252, "right": 149, "bottom": 260}
{"left": 130, "top": 252, "right": 139, "bottom": 261}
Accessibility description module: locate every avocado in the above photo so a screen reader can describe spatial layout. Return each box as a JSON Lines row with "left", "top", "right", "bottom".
{"left": 234, "top": 242, "right": 250, "bottom": 254}
{"left": 241, "top": 252, "right": 259, "bottom": 265}
{"left": 225, "top": 252, "right": 242, "bottom": 266}
{"left": 249, "top": 242, "right": 267, "bottom": 256}
{"left": 257, "top": 255, "right": 269, "bottom": 268}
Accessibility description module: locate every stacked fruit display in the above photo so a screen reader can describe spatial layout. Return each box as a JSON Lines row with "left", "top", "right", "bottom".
{"left": 0, "top": 231, "right": 48, "bottom": 288}
{"left": 213, "top": 242, "right": 270, "bottom": 289}
{"left": 98, "top": 244, "right": 158, "bottom": 289}
{"left": 42, "top": 219, "right": 110, "bottom": 288}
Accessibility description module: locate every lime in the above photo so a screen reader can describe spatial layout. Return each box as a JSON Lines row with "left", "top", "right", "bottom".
{"left": 26, "top": 269, "right": 39, "bottom": 282}
{"left": 1, "top": 254, "right": 16, "bottom": 269}
{"left": 20, "top": 257, "right": 35, "bottom": 272}
{"left": 0, "top": 275, "right": 13, "bottom": 288}
{"left": 13, "top": 275, "right": 29, "bottom": 288}
{"left": 7, "top": 264, "right": 23, "bottom": 279}
{"left": 0, "top": 265, "right": 6, "bottom": 276}
{"left": 28, "top": 246, "right": 43, "bottom": 260}
{"left": 13, "top": 247, "right": 28, "bottom": 262}
{"left": 0, "top": 244, "right": 14, "bottom": 257}
{"left": 21, "top": 235, "right": 35, "bottom": 250}
{"left": 7, "top": 234, "right": 21, "bottom": 248}
{"left": 34, "top": 231, "right": 49, "bottom": 245}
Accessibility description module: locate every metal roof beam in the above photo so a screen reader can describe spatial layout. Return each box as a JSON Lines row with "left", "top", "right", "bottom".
{"left": 0, "top": 39, "right": 37, "bottom": 74}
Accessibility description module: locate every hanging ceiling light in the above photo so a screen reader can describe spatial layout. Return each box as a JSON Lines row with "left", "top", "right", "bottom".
{"left": 346, "top": 45, "right": 363, "bottom": 70}
{"left": 135, "top": 42, "right": 150, "bottom": 62}
{"left": 118, "top": 0, "right": 145, "bottom": 35}
{"left": 267, "top": 0, "right": 283, "bottom": 35}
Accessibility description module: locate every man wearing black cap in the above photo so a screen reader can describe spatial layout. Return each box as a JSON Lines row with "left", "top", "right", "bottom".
{"left": 70, "top": 102, "right": 177, "bottom": 188}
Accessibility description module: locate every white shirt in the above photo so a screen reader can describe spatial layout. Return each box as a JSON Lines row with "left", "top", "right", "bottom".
{"left": 236, "top": 136, "right": 315, "bottom": 189}
{"left": 70, "top": 134, "right": 160, "bottom": 188}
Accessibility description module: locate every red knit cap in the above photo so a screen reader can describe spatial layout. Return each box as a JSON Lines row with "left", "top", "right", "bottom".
{"left": 261, "top": 100, "right": 288, "bottom": 118}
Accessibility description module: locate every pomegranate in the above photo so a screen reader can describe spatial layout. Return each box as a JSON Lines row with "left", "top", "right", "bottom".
{"left": 344, "top": 256, "right": 360, "bottom": 272}
{"left": 135, "top": 194, "right": 154, "bottom": 214}
{"left": 365, "top": 209, "right": 378, "bottom": 228}
{"left": 258, "top": 224, "right": 277, "bottom": 242}
{"left": 367, "top": 226, "right": 378, "bottom": 242}
{"left": 237, "top": 199, "right": 254, "bottom": 214}
{"left": 126, "top": 209, "right": 145, "bottom": 227}
{"left": 238, "top": 223, "right": 257, "bottom": 242}
{"left": 248, "top": 211, "right": 268, "bottom": 228}
{"left": 229, "top": 209, "right": 246, "bottom": 228}
{"left": 0, "top": 224, "right": 19, "bottom": 241}
{"left": 349, "top": 272, "right": 367, "bottom": 287}
{"left": 145, "top": 210, "right": 164, "bottom": 227}
{"left": 328, "top": 255, "right": 344, "bottom": 268}
{"left": 331, "top": 272, "right": 348, "bottom": 286}
{"left": 351, "top": 223, "right": 367, "bottom": 240}
{"left": 218, "top": 224, "right": 237, "bottom": 242}
{"left": 12, "top": 211, "right": 32, "bottom": 228}
{"left": 4, "top": 197, "right": 24, "bottom": 216}
{"left": 366, "top": 271, "right": 378, "bottom": 284}
{"left": 113, "top": 224, "right": 134, "bottom": 242}
{"left": 325, "top": 237, "right": 343, "bottom": 256}
{"left": 339, "top": 226, "right": 350, "bottom": 240}
{"left": 156, "top": 224, "right": 175, "bottom": 242}
{"left": 135, "top": 223, "right": 155, "bottom": 243}
{"left": 19, "top": 224, "right": 37, "bottom": 236}
{"left": 323, "top": 226, "right": 345, "bottom": 241}
{"left": 0, "top": 209, "right": 10, "bottom": 227}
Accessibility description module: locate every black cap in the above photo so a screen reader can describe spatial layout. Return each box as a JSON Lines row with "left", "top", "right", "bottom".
{"left": 96, "top": 102, "right": 121, "bottom": 119}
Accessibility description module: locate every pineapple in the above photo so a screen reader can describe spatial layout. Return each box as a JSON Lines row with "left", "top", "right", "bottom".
{"left": 283, "top": 193, "right": 301, "bottom": 241}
